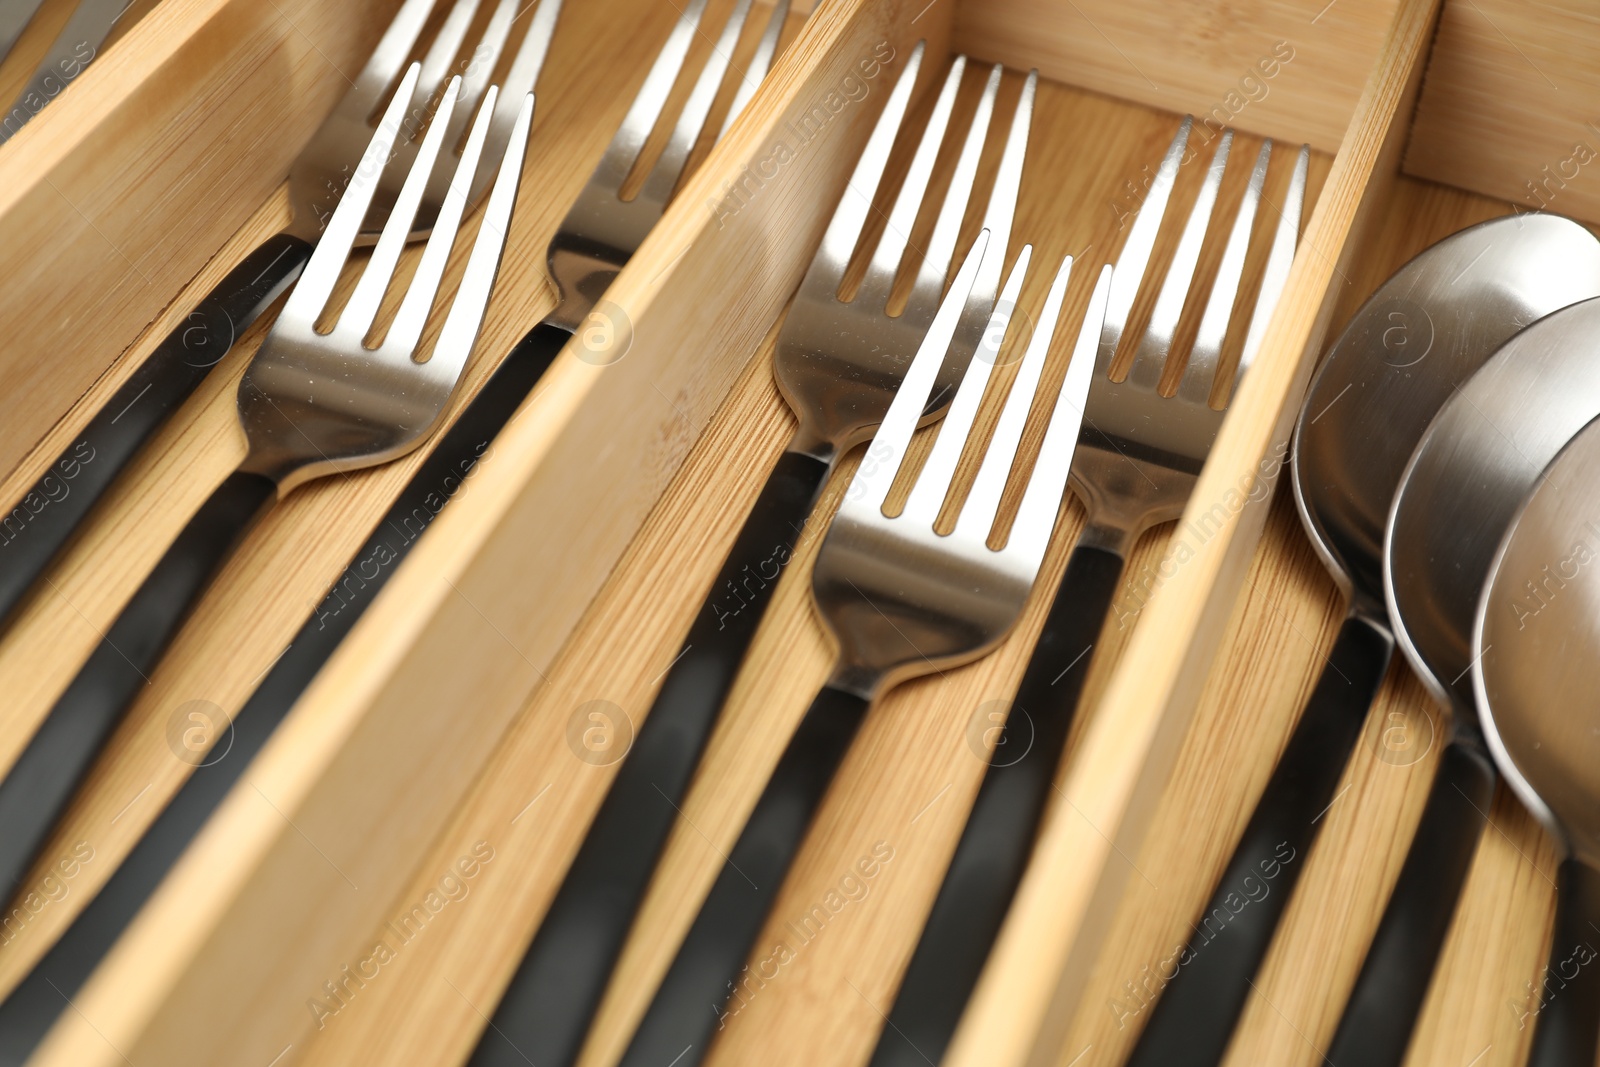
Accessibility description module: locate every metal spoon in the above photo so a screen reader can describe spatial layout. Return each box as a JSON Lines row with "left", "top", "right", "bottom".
{"left": 1325, "top": 293, "right": 1600, "bottom": 1066}
{"left": 1126, "top": 214, "right": 1600, "bottom": 1067}
{"left": 1474, "top": 414, "right": 1600, "bottom": 1067}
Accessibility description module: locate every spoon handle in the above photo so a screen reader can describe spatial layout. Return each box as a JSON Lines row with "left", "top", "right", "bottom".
{"left": 1123, "top": 612, "right": 1393, "bottom": 1067}
{"left": 1324, "top": 737, "right": 1496, "bottom": 1067}
{"left": 1527, "top": 858, "right": 1600, "bottom": 1067}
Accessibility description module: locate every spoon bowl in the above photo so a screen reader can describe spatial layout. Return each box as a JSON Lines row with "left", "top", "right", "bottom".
{"left": 1388, "top": 295, "right": 1600, "bottom": 715}
{"left": 1296, "top": 213, "right": 1600, "bottom": 615}
{"left": 1475, "top": 413, "right": 1600, "bottom": 1067}
{"left": 1127, "top": 213, "right": 1600, "bottom": 1067}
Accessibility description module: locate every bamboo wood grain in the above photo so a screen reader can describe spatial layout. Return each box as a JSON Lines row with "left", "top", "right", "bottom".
{"left": 23, "top": 0, "right": 945, "bottom": 1063}
{"left": 1030, "top": 176, "right": 1573, "bottom": 1067}
{"left": 292, "top": 172, "right": 1573, "bottom": 1067}
{"left": 0, "top": 0, "right": 712, "bottom": 985}
{"left": 948, "top": 0, "right": 1443, "bottom": 1064}
{"left": 1406, "top": 0, "right": 1600, "bottom": 226}
{"left": 0, "top": 0, "right": 403, "bottom": 482}
{"left": 958, "top": 0, "right": 1600, "bottom": 226}
{"left": 954, "top": 0, "right": 1399, "bottom": 153}
{"left": 281, "top": 68, "right": 1334, "bottom": 1067}
{"left": 0, "top": 2, "right": 1588, "bottom": 1067}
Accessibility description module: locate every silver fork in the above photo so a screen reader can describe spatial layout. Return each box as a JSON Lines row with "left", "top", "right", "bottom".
{"left": 543, "top": 0, "right": 786, "bottom": 330}
{"left": 0, "top": 67, "right": 537, "bottom": 906}
{"left": 0, "top": 0, "right": 561, "bottom": 624}
{"left": 466, "top": 48, "right": 1032, "bottom": 1067}
{"left": 869, "top": 120, "right": 1310, "bottom": 1067}
{"left": 618, "top": 232, "right": 1107, "bottom": 1067}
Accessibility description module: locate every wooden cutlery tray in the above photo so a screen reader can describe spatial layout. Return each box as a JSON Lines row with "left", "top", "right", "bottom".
{"left": 0, "top": 0, "right": 1591, "bottom": 1063}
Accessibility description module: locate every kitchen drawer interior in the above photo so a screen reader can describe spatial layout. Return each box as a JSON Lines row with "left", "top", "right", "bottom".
{"left": 0, "top": 0, "right": 1593, "bottom": 1065}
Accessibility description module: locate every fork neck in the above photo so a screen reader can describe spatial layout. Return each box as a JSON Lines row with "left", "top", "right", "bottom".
{"left": 1074, "top": 514, "right": 1138, "bottom": 559}
{"left": 827, "top": 662, "right": 884, "bottom": 703}
{"left": 787, "top": 423, "right": 839, "bottom": 468}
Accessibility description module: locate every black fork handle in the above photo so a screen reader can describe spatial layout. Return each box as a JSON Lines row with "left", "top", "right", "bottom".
{"left": 618, "top": 683, "right": 872, "bottom": 1067}
{"left": 0, "top": 323, "right": 571, "bottom": 1066}
{"left": 869, "top": 542, "right": 1124, "bottom": 1067}
{"left": 1124, "top": 612, "right": 1394, "bottom": 1067}
{"left": 469, "top": 446, "right": 830, "bottom": 1067}
{"left": 1527, "top": 858, "right": 1600, "bottom": 1067}
{"left": 0, "top": 470, "right": 277, "bottom": 898}
{"left": 1325, "top": 737, "right": 1496, "bottom": 1067}
{"left": 0, "top": 232, "right": 309, "bottom": 626}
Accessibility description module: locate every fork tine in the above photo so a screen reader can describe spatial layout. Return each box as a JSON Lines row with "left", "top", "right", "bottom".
{"left": 797, "top": 41, "right": 926, "bottom": 299}
{"left": 957, "top": 251, "right": 1073, "bottom": 542}
{"left": 1099, "top": 116, "right": 1192, "bottom": 375}
{"left": 335, "top": 0, "right": 438, "bottom": 120}
{"left": 340, "top": 76, "right": 465, "bottom": 341}
{"left": 1126, "top": 129, "right": 1232, "bottom": 389}
{"left": 967, "top": 68, "right": 1037, "bottom": 304}
{"left": 590, "top": 0, "right": 712, "bottom": 191}
{"left": 284, "top": 63, "right": 424, "bottom": 323}
{"left": 421, "top": 91, "right": 536, "bottom": 378}
{"left": 1226, "top": 144, "right": 1308, "bottom": 397}
{"left": 846, "top": 230, "right": 990, "bottom": 515}
{"left": 1009, "top": 262, "right": 1113, "bottom": 565}
{"left": 1177, "top": 139, "right": 1269, "bottom": 406}
{"left": 640, "top": 0, "right": 758, "bottom": 204}
{"left": 438, "top": 0, "right": 516, "bottom": 145}
{"left": 465, "top": 0, "right": 563, "bottom": 207}
{"left": 895, "top": 64, "right": 1002, "bottom": 317}
{"left": 415, "top": 0, "right": 484, "bottom": 107}
{"left": 387, "top": 84, "right": 498, "bottom": 356}
{"left": 852, "top": 56, "right": 969, "bottom": 309}
{"left": 901, "top": 244, "right": 1032, "bottom": 527}
{"left": 719, "top": 0, "right": 791, "bottom": 139}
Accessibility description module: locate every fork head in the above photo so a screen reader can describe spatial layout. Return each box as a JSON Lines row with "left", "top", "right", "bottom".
{"left": 775, "top": 52, "right": 1037, "bottom": 463}
{"left": 238, "top": 67, "right": 535, "bottom": 493}
{"left": 286, "top": 0, "right": 562, "bottom": 245}
{"left": 543, "top": 0, "right": 790, "bottom": 330}
{"left": 812, "top": 233, "right": 1111, "bottom": 698}
{"left": 1069, "top": 119, "right": 1308, "bottom": 549}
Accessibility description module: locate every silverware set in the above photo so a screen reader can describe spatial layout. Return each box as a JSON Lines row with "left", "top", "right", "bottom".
{"left": 469, "top": 42, "right": 1035, "bottom": 1066}
{"left": 1125, "top": 214, "right": 1600, "bottom": 1067}
{"left": 873, "top": 118, "right": 1307, "bottom": 1067}
{"left": 11, "top": 4, "right": 1600, "bottom": 1067}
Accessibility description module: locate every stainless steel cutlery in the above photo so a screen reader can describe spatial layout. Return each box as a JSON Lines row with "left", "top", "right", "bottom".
{"left": 1476, "top": 414, "right": 1600, "bottom": 1067}
{"left": 874, "top": 119, "right": 1307, "bottom": 1067}
{"left": 623, "top": 231, "right": 1105, "bottom": 1067}
{"left": 1339, "top": 293, "right": 1600, "bottom": 1067}
{"left": 16, "top": 7, "right": 1600, "bottom": 1062}
{"left": 0, "top": 0, "right": 782, "bottom": 1057}
{"left": 0, "top": 0, "right": 560, "bottom": 624}
{"left": 540, "top": 0, "right": 787, "bottom": 338}
{"left": 0, "top": 62, "right": 537, "bottom": 902}
{"left": 1128, "top": 213, "right": 1600, "bottom": 1067}
{"left": 469, "top": 48, "right": 1033, "bottom": 1067}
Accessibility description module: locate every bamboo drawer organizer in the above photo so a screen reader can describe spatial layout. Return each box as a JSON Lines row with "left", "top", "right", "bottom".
{"left": 0, "top": 0, "right": 1591, "bottom": 1063}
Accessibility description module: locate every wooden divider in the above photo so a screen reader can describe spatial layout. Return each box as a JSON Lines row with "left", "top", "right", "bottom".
{"left": 945, "top": 0, "right": 1444, "bottom": 1063}
{"left": 0, "top": 0, "right": 401, "bottom": 482}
